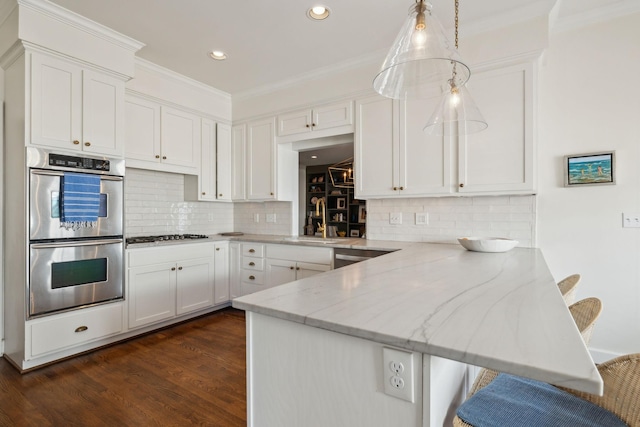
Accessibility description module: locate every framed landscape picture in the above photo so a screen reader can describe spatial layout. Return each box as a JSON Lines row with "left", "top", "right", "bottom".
{"left": 564, "top": 151, "right": 615, "bottom": 187}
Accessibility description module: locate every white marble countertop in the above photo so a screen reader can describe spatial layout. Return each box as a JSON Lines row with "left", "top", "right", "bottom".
{"left": 232, "top": 242, "right": 603, "bottom": 395}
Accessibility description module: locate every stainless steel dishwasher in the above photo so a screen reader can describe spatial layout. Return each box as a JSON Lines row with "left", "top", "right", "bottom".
{"left": 333, "top": 248, "right": 392, "bottom": 269}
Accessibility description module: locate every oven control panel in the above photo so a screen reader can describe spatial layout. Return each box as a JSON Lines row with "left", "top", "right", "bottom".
{"left": 49, "top": 153, "right": 110, "bottom": 172}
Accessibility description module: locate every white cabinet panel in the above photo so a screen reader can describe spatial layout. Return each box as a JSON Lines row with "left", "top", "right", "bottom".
{"left": 277, "top": 100, "right": 353, "bottom": 140}
{"left": 161, "top": 106, "right": 200, "bottom": 169}
{"left": 231, "top": 124, "right": 247, "bottom": 201}
{"left": 216, "top": 123, "right": 233, "bottom": 201}
{"left": 82, "top": 69, "right": 124, "bottom": 156}
{"left": 128, "top": 262, "right": 177, "bottom": 329}
{"left": 176, "top": 257, "right": 214, "bottom": 315}
{"left": 125, "top": 96, "right": 161, "bottom": 163}
{"left": 196, "top": 118, "right": 216, "bottom": 201}
{"left": 246, "top": 118, "right": 276, "bottom": 200}
{"left": 214, "top": 243, "right": 230, "bottom": 304}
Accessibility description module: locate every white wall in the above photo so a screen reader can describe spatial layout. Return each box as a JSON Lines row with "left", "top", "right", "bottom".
{"left": 537, "top": 12, "right": 640, "bottom": 359}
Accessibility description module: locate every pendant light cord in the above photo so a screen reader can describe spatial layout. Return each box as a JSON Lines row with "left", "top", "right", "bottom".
{"left": 450, "top": 0, "right": 460, "bottom": 89}
{"left": 454, "top": 0, "right": 459, "bottom": 49}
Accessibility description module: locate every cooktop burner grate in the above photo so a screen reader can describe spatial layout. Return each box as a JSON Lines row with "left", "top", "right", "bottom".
{"left": 126, "top": 234, "right": 209, "bottom": 244}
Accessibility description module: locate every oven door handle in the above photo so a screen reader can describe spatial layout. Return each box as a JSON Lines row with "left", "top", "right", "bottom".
{"left": 30, "top": 238, "right": 123, "bottom": 249}
{"left": 30, "top": 169, "right": 123, "bottom": 181}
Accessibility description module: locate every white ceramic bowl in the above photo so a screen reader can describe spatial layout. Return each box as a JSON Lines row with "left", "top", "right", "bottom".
{"left": 457, "top": 237, "right": 519, "bottom": 253}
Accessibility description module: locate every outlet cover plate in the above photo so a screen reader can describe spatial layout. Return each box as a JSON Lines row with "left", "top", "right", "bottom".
{"left": 389, "top": 213, "right": 402, "bottom": 225}
{"left": 415, "top": 213, "right": 428, "bottom": 225}
{"left": 382, "top": 347, "right": 415, "bottom": 402}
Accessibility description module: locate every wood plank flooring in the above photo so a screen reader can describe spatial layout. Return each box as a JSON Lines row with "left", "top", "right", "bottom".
{"left": 0, "top": 308, "right": 247, "bottom": 427}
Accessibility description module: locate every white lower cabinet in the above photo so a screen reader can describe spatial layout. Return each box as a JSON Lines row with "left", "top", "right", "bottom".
{"left": 127, "top": 243, "right": 215, "bottom": 329}
{"left": 265, "top": 244, "right": 332, "bottom": 288}
{"left": 213, "top": 242, "right": 230, "bottom": 304}
{"left": 26, "top": 302, "right": 124, "bottom": 360}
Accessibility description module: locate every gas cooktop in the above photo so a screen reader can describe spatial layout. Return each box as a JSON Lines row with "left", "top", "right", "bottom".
{"left": 126, "top": 234, "right": 209, "bottom": 244}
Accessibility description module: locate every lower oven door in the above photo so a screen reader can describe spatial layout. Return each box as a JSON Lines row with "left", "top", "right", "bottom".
{"left": 29, "top": 238, "right": 124, "bottom": 318}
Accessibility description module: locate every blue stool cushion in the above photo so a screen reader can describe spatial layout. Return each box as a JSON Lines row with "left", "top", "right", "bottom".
{"left": 457, "top": 374, "right": 627, "bottom": 427}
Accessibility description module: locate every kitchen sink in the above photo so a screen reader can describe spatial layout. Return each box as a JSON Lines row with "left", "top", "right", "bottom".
{"left": 283, "top": 237, "right": 339, "bottom": 244}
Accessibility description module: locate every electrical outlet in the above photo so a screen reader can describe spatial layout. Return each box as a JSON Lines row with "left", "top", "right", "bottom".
{"left": 622, "top": 213, "right": 640, "bottom": 228}
{"left": 266, "top": 213, "right": 276, "bottom": 223}
{"left": 415, "top": 213, "right": 428, "bottom": 225}
{"left": 389, "top": 213, "right": 402, "bottom": 225}
{"left": 382, "top": 347, "right": 415, "bottom": 402}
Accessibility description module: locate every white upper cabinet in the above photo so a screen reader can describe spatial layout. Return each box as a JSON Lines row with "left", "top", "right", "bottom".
{"left": 457, "top": 61, "right": 535, "bottom": 194}
{"left": 194, "top": 117, "right": 217, "bottom": 201}
{"left": 246, "top": 118, "right": 276, "bottom": 201}
{"left": 30, "top": 52, "right": 124, "bottom": 156}
{"left": 125, "top": 94, "right": 201, "bottom": 174}
{"left": 231, "top": 124, "right": 247, "bottom": 201}
{"left": 356, "top": 59, "right": 537, "bottom": 198}
{"left": 276, "top": 100, "right": 354, "bottom": 142}
{"left": 216, "top": 123, "right": 233, "bottom": 201}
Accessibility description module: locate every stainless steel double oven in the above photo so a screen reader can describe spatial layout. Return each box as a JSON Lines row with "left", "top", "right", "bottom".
{"left": 27, "top": 148, "right": 125, "bottom": 318}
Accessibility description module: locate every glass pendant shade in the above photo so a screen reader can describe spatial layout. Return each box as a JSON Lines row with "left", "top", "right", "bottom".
{"left": 373, "top": 1, "right": 470, "bottom": 100}
{"left": 423, "top": 83, "right": 488, "bottom": 136}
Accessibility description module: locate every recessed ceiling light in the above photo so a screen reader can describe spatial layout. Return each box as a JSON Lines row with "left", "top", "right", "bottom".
{"left": 311, "top": 155, "right": 318, "bottom": 159}
{"left": 208, "top": 50, "right": 227, "bottom": 61}
{"left": 307, "top": 5, "right": 330, "bottom": 20}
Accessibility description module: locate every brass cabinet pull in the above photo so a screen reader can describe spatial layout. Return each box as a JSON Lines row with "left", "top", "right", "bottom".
{"left": 249, "top": 249, "right": 255, "bottom": 253}
{"left": 72, "top": 140, "right": 80, "bottom": 145}
{"left": 219, "top": 194, "right": 223, "bottom": 197}
{"left": 312, "top": 123, "right": 316, "bottom": 127}
{"left": 155, "top": 155, "right": 160, "bottom": 159}
{"left": 296, "top": 267, "right": 300, "bottom": 271}
{"left": 171, "top": 267, "right": 176, "bottom": 271}
{"left": 399, "top": 186, "right": 404, "bottom": 190}
{"left": 249, "top": 262, "right": 255, "bottom": 266}
{"left": 289, "top": 266, "right": 294, "bottom": 270}
{"left": 459, "top": 183, "right": 464, "bottom": 188}
{"left": 305, "top": 124, "right": 310, "bottom": 128}
{"left": 270, "top": 192, "right": 274, "bottom": 196}
{"left": 216, "top": 248, "right": 220, "bottom": 251}
{"left": 162, "top": 156, "right": 167, "bottom": 160}
{"left": 202, "top": 192, "right": 206, "bottom": 195}
{"left": 249, "top": 275, "right": 255, "bottom": 280}
{"left": 178, "top": 266, "right": 183, "bottom": 270}
{"left": 75, "top": 326, "right": 88, "bottom": 333}
{"left": 84, "top": 142, "right": 91, "bottom": 147}
{"left": 393, "top": 187, "right": 398, "bottom": 191}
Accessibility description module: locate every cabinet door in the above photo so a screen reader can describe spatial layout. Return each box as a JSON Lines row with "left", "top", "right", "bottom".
{"left": 265, "top": 259, "right": 296, "bottom": 288}
{"left": 296, "top": 262, "right": 331, "bottom": 280}
{"left": 400, "top": 97, "right": 451, "bottom": 195}
{"left": 160, "top": 106, "right": 201, "bottom": 170}
{"left": 229, "top": 243, "right": 242, "bottom": 299}
{"left": 216, "top": 123, "right": 233, "bottom": 201}
{"left": 246, "top": 118, "right": 276, "bottom": 200}
{"left": 128, "top": 262, "right": 176, "bottom": 328}
{"left": 199, "top": 118, "right": 217, "bottom": 201}
{"left": 124, "top": 96, "right": 161, "bottom": 164}
{"left": 214, "top": 243, "right": 230, "bottom": 304}
{"left": 231, "top": 124, "right": 247, "bottom": 201}
{"left": 176, "top": 257, "right": 214, "bottom": 315}
{"left": 30, "top": 53, "right": 82, "bottom": 150}
{"left": 82, "top": 70, "right": 124, "bottom": 156}
{"left": 355, "top": 95, "right": 400, "bottom": 198}
{"left": 277, "top": 109, "right": 312, "bottom": 137}
{"left": 458, "top": 62, "right": 534, "bottom": 194}
{"left": 313, "top": 100, "right": 353, "bottom": 132}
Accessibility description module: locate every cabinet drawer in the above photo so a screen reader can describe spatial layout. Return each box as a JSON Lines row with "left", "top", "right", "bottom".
{"left": 241, "top": 270, "right": 265, "bottom": 285}
{"left": 267, "top": 244, "right": 333, "bottom": 264}
{"left": 242, "top": 257, "right": 265, "bottom": 271}
{"left": 128, "top": 242, "right": 214, "bottom": 266}
{"left": 241, "top": 243, "right": 265, "bottom": 257}
{"left": 28, "top": 303, "right": 123, "bottom": 359}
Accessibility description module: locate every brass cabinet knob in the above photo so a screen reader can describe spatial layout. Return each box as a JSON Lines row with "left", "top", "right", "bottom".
{"left": 249, "top": 249, "right": 255, "bottom": 253}
{"left": 178, "top": 266, "right": 183, "bottom": 270}
{"left": 249, "top": 275, "right": 255, "bottom": 280}
{"left": 162, "top": 156, "right": 167, "bottom": 160}
{"left": 155, "top": 155, "right": 160, "bottom": 159}
{"left": 75, "top": 326, "right": 88, "bottom": 333}
{"left": 459, "top": 183, "right": 464, "bottom": 188}
{"left": 72, "top": 140, "right": 80, "bottom": 145}
{"left": 171, "top": 267, "right": 176, "bottom": 271}
{"left": 219, "top": 194, "right": 223, "bottom": 197}
{"left": 289, "top": 266, "right": 294, "bottom": 270}
{"left": 305, "top": 124, "right": 310, "bottom": 128}
{"left": 393, "top": 187, "right": 398, "bottom": 191}
{"left": 249, "top": 262, "right": 255, "bottom": 266}
{"left": 202, "top": 192, "right": 206, "bottom": 195}
{"left": 312, "top": 123, "right": 316, "bottom": 127}
{"left": 399, "top": 186, "right": 404, "bottom": 190}
{"left": 270, "top": 192, "right": 274, "bottom": 196}
{"left": 296, "top": 267, "right": 300, "bottom": 271}
{"left": 84, "top": 142, "right": 91, "bottom": 146}
{"left": 216, "top": 248, "right": 220, "bottom": 251}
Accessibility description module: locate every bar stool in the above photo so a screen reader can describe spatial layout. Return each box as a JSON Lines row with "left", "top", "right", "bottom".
{"left": 557, "top": 273, "right": 581, "bottom": 305}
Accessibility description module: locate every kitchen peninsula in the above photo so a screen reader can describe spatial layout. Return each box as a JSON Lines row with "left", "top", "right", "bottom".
{"left": 233, "top": 243, "right": 602, "bottom": 427}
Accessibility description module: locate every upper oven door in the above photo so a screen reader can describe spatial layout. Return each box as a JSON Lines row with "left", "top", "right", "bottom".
{"left": 30, "top": 169, "right": 124, "bottom": 240}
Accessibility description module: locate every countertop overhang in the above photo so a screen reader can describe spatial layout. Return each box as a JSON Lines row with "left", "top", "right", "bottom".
{"left": 233, "top": 242, "right": 603, "bottom": 395}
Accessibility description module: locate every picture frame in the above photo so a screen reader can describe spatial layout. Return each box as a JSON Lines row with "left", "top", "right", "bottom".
{"left": 358, "top": 205, "right": 366, "bottom": 223}
{"left": 350, "top": 229, "right": 360, "bottom": 237}
{"left": 564, "top": 151, "right": 615, "bottom": 187}
{"left": 337, "top": 198, "right": 346, "bottom": 209}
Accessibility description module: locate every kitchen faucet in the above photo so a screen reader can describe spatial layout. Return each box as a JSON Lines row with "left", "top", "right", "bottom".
{"left": 315, "top": 197, "right": 327, "bottom": 239}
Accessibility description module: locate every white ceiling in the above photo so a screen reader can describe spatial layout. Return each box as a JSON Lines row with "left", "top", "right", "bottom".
{"left": 47, "top": 0, "right": 563, "bottom": 96}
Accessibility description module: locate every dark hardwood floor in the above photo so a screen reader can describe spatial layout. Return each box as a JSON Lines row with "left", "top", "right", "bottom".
{"left": 0, "top": 308, "right": 247, "bottom": 426}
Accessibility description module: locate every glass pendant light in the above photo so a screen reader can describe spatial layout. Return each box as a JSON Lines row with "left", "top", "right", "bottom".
{"left": 423, "top": 0, "right": 487, "bottom": 135}
{"left": 373, "top": 0, "right": 470, "bottom": 99}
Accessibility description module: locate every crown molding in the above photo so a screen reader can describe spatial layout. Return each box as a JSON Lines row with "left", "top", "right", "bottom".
{"left": 0, "top": 39, "right": 23, "bottom": 69}
{"left": 135, "top": 57, "right": 231, "bottom": 101}
{"left": 0, "top": 0, "right": 16, "bottom": 28}
{"left": 232, "top": 49, "right": 384, "bottom": 102}
{"left": 550, "top": 0, "right": 640, "bottom": 33}
{"left": 17, "top": 0, "right": 144, "bottom": 52}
